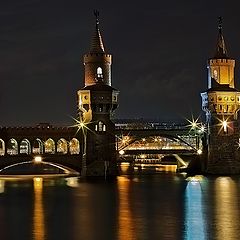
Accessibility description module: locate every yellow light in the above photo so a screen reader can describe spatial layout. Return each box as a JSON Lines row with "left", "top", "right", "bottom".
{"left": 119, "top": 150, "right": 125, "bottom": 155}
{"left": 34, "top": 156, "right": 42, "bottom": 163}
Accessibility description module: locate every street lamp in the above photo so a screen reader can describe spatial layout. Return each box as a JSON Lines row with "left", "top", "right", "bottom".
{"left": 79, "top": 122, "right": 87, "bottom": 177}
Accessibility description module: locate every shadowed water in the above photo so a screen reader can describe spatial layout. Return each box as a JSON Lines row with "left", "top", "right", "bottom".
{"left": 0, "top": 174, "right": 240, "bottom": 240}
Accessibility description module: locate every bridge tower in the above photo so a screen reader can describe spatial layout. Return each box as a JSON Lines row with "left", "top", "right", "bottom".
{"left": 201, "top": 17, "right": 240, "bottom": 174}
{"left": 77, "top": 11, "right": 119, "bottom": 177}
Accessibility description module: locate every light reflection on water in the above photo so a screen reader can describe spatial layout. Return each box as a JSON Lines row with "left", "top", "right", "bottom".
{"left": 1, "top": 175, "right": 240, "bottom": 239}
{"left": 33, "top": 177, "right": 45, "bottom": 240}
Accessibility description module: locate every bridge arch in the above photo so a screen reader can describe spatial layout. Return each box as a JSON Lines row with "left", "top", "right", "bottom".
{"left": 69, "top": 138, "right": 80, "bottom": 155}
{"left": 44, "top": 138, "right": 55, "bottom": 154}
{"left": 32, "top": 138, "right": 44, "bottom": 154}
{"left": 20, "top": 139, "right": 31, "bottom": 154}
{"left": 7, "top": 138, "right": 18, "bottom": 155}
{"left": 0, "top": 139, "right": 5, "bottom": 156}
{"left": 57, "top": 138, "right": 68, "bottom": 154}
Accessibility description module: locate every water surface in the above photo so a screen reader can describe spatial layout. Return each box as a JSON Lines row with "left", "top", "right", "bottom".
{"left": 0, "top": 174, "right": 240, "bottom": 240}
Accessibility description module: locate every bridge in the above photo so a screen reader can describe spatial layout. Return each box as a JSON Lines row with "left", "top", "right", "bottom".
{"left": 0, "top": 119, "right": 202, "bottom": 174}
{"left": 114, "top": 119, "right": 203, "bottom": 172}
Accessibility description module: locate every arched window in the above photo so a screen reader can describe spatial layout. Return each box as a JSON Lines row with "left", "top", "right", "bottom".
{"left": 97, "top": 67, "right": 103, "bottom": 78}
{"left": 57, "top": 138, "right": 68, "bottom": 154}
{"left": 69, "top": 138, "right": 80, "bottom": 155}
{"left": 32, "top": 139, "right": 44, "bottom": 154}
{"left": 0, "top": 139, "right": 5, "bottom": 156}
{"left": 44, "top": 138, "right": 55, "bottom": 154}
{"left": 95, "top": 121, "right": 106, "bottom": 132}
{"left": 7, "top": 138, "right": 18, "bottom": 155}
{"left": 20, "top": 139, "right": 31, "bottom": 154}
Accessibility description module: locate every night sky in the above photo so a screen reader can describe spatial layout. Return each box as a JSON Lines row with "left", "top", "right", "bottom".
{"left": 0, "top": 0, "right": 240, "bottom": 126}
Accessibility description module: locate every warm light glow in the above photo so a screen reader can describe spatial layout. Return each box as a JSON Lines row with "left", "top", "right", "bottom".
{"left": 33, "top": 177, "right": 45, "bottom": 240}
{"left": 34, "top": 156, "right": 42, "bottom": 163}
{"left": 119, "top": 150, "right": 125, "bottom": 155}
{"left": 222, "top": 120, "right": 228, "bottom": 133}
{"left": 197, "top": 149, "right": 202, "bottom": 155}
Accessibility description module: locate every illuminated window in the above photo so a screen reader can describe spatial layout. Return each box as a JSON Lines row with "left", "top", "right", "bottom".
{"left": 32, "top": 138, "right": 43, "bottom": 154}
{"left": 20, "top": 139, "right": 31, "bottom": 154}
{"left": 97, "top": 67, "right": 103, "bottom": 78}
{"left": 0, "top": 139, "right": 5, "bottom": 156}
{"left": 96, "top": 121, "right": 106, "bottom": 132}
{"left": 44, "top": 138, "right": 55, "bottom": 154}
{"left": 7, "top": 138, "right": 18, "bottom": 155}
{"left": 57, "top": 138, "right": 68, "bottom": 154}
{"left": 99, "top": 121, "right": 103, "bottom": 131}
{"left": 69, "top": 138, "right": 80, "bottom": 155}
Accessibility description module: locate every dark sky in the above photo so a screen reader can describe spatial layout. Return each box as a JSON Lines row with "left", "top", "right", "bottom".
{"left": 0, "top": 0, "right": 240, "bottom": 126}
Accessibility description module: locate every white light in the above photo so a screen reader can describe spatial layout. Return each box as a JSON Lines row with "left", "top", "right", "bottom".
{"left": 119, "top": 150, "right": 125, "bottom": 155}
{"left": 223, "top": 120, "right": 228, "bottom": 133}
{"left": 34, "top": 156, "right": 42, "bottom": 163}
{"left": 197, "top": 149, "right": 202, "bottom": 155}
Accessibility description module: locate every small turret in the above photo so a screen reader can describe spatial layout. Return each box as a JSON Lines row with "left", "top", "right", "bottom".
{"left": 207, "top": 17, "right": 235, "bottom": 89}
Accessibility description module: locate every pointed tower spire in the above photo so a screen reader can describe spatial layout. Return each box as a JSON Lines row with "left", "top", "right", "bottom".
{"left": 89, "top": 10, "right": 105, "bottom": 53}
{"left": 214, "top": 16, "right": 228, "bottom": 58}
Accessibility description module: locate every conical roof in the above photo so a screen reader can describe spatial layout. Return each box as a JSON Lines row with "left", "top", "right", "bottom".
{"left": 214, "top": 17, "right": 228, "bottom": 58}
{"left": 89, "top": 10, "right": 105, "bottom": 54}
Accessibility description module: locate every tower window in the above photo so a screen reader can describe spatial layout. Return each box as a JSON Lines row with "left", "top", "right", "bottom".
{"left": 97, "top": 67, "right": 103, "bottom": 78}
{"left": 95, "top": 121, "right": 106, "bottom": 132}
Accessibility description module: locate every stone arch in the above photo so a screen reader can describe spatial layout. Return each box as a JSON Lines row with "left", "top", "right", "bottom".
{"left": 69, "top": 138, "right": 80, "bottom": 155}
{"left": 44, "top": 138, "right": 55, "bottom": 154}
{"left": 32, "top": 138, "right": 44, "bottom": 154}
{"left": 7, "top": 138, "right": 18, "bottom": 155}
{"left": 57, "top": 138, "right": 68, "bottom": 154}
{"left": 20, "top": 139, "right": 31, "bottom": 154}
{"left": 0, "top": 139, "right": 5, "bottom": 156}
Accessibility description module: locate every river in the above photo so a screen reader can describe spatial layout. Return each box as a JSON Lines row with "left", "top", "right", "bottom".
{"left": 0, "top": 173, "right": 240, "bottom": 240}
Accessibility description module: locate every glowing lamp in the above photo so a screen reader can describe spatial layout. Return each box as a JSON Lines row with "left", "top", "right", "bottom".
{"left": 222, "top": 120, "right": 228, "bottom": 133}
{"left": 34, "top": 156, "right": 42, "bottom": 163}
{"left": 119, "top": 150, "right": 125, "bottom": 155}
{"left": 197, "top": 149, "right": 203, "bottom": 155}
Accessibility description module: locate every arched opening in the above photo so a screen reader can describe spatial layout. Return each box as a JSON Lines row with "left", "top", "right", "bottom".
{"left": 20, "top": 139, "right": 31, "bottom": 154}
{"left": 69, "top": 138, "right": 80, "bottom": 155}
{"left": 32, "top": 139, "right": 44, "bottom": 154}
{"left": 7, "top": 138, "right": 18, "bottom": 155}
{"left": 95, "top": 121, "right": 106, "bottom": 132}
{"left": 0, "top": 139, "right": 5, "bottom": 156}
{"left": 57, "top": 138, "right": 68, "bottom": 154}
{"left": 97, "top": 67, "right": 103, "bottom": 78}
{"left": 44, "top": 138, "right": 55, "bottom": 154}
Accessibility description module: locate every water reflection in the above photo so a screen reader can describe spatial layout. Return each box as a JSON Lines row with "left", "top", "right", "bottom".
{"left": 184, "top": 176, "right": 206, "bottom": 240}
{"left": 214, "top": 177, "right": 239, "bottom": 240}
{"left": 117, "top": 176, "right": 134, "bottom": 240}
{"left": 0, "top": 179, "right": 5, "bottom": 193}
{"left": 33, "top": 177, "right": 45, "bottom": 240}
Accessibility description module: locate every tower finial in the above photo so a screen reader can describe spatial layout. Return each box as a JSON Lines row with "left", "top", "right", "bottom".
{"left": 218, "top": 16, "right": 223, "bottom": 33}
{"left": 89, "top": 10, "right": 105, "bottom": 53}
{"left": 214, "top": 16, "right": 228, "bottom": 58}
{"left": 94, "top": 10, "right": 100, "bottom": 25}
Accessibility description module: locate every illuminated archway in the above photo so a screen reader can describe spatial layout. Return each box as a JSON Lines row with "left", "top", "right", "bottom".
{"left": 0, "top": 139, "right": 5, "bottom": 156}
{"left": 20, "top": 139, "right": 31, "bottom": 154}
{"left": 7, "top": 138, "right": 18, "bottom": 155}
{"left": 44, "top": 138, "right": 55, "bottom": 154}
{"left": 69, "top": 138, "right": 80, "bottom": 155}
{"left": 57, "top": 138, "right": 68, "bottom": 154}
{"left": 32, "top": 139, "right": 44, "bottom": 154}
